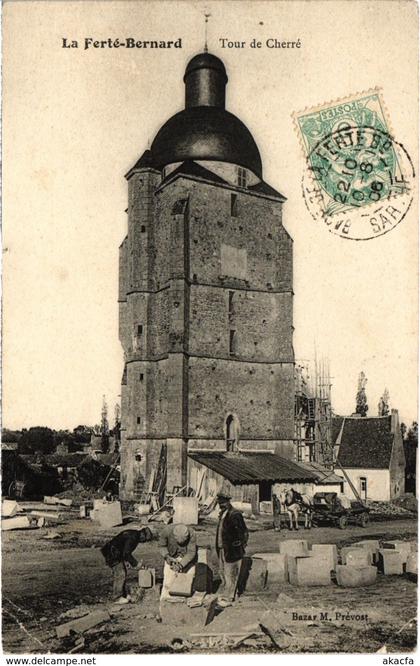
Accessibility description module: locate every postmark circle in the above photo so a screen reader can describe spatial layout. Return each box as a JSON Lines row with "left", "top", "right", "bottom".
{"left": 302, "top": 126, "right": 415, "bottom": 240}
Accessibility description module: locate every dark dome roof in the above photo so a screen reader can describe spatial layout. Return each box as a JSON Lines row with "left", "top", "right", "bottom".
{"left": 151, "top": 106, "right": 262, "bottom": 177}
{"left": 184, "top": 53, "right": 227, "bottom": 82}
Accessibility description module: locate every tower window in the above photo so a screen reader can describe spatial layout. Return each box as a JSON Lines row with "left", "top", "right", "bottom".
{"left": 237, "top": 167, "right": 247, "bottom": 188}
{"left": 137, "top": 325, "right": 143, "bottom": 336}
{"left": 229, "top": 329, "right": 236, "bottom": 356}
{"left": 137, "top": 416, "right": 141, "bottom": 424}
{"left": 139, "top": 373, "right": 144, "bottom": 382}
{"left": 228, "top": 290, "right": 234, "bottom": 315}
{"left": 231, "top": 194, "right": 238, "bottom": 217}
{"left": 141, "top": 225, "right": 146, "bottom": 233}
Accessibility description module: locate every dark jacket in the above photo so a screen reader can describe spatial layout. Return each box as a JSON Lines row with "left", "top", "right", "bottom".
{"left": 101, "top": 528, "right": 153, "bottom": 568}
{"left": 216, "top": 505, "right": 248, "bottom": 563}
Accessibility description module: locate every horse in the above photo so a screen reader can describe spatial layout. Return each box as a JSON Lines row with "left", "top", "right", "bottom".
{"left": 279, "top": 488, "right": 313, "bottom": 530}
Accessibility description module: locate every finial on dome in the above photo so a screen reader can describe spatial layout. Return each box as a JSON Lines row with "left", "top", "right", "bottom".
{"left": 204, "top": 11, "right": 211, "bottom": 53}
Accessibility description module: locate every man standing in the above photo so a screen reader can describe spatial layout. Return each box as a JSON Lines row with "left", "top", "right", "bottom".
{"left": 159, "top": 523, "right": 197, "bottom": 600}
{"left": 215, "top": 491, "right": 248, "bottom": 607}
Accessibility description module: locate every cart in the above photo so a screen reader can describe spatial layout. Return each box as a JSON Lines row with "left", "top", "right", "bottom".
{"left": 311, "top": 491, "right": 370, "bottom": 529}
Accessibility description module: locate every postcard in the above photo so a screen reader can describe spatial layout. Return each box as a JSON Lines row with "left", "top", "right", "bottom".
{"left": 2, "top": 0, "right": 418, "bottom": 657}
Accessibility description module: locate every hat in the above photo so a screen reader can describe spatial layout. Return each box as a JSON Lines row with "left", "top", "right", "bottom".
{"left": 173, "top": 524, "right": 190, "bottom": 545}
{"left": 216, "top": 491, "right": 232, "bottom": 501}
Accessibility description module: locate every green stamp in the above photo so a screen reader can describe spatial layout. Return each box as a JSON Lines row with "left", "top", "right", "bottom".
{"left": 294, "top": 91, "right": 415, "bottom": 240}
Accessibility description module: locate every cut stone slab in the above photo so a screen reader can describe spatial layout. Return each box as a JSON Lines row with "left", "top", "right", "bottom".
{"left": 169, "top": 570, "right": 195, "bottom": 597}
{"left": 378, "top": 549, "right": 404, "bottom": 575}
{"left": 2, "top": 500, "right": 20, "bottom": 517}
{"left": 242, "top": 557, "right": 268, "bottom": 592}
{"left": 253, "top": 553, "right": 288, "bottom": 583}
{"left": 290, "top": 556, "right": 332, "bottom": 586}
{"left": 2, "top": 516, "right": 33, "bottom": 531}
{"left": 30, "top": 511, "right": 62, "bottom": 521}
{"left": 44, "top": 496, "right": 72, "bottom": 507}
{"left": 56, "top": 609, "right": 110, "bottom": 638}
{"left": 336, "top": 565, "right": 377, "bottom": 587}
{"left": 138, "top": 568, "right": 155, "bottom": 588}
{"left": 160, "top": 600, "right": 211, "bottom": 627}
{"left": 352, "top": 540, "right": 380, "bottom": 563}
{"left": 309, "top": 544, "right": 338, "bottom": 570}
{"left": 382, "top": 541, "right": 412, "bottom": 564}
{"left": 173, "top": 497, "right": 199, "bottom": 525}
{"left": 232, "top": 502, "right": 253, "bottom": 517}
{"left": 279, "top": 539, "right": 308, "bottom": 557}
{"left": 92, "top": 501, "right": 122, "bottom": 528}
{"left": 343, "top": 549, "right": 372, "bottom": 568}
{"left": 287, "top": 555, "right": 310, "bottom": 585}
{"left": 406, "top": 553, "right": 417, "bottom": 576}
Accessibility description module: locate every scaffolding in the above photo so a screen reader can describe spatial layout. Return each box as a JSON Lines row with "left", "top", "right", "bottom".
{"left": 294, "top": 356, "right": 333, "bottom": 467}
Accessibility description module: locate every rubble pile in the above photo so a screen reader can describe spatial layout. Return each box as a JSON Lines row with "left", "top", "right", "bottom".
{"left": 366, "top": 500, "right": 416, "bottom": 519}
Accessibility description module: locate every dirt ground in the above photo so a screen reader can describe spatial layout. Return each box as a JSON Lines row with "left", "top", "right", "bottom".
{"left": 2, "top": 513, "right": 417, "bottom": 654}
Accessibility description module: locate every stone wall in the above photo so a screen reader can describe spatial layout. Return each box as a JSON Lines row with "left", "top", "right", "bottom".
{"left": 119, "top": 166, "right": 294, "bottom": 499}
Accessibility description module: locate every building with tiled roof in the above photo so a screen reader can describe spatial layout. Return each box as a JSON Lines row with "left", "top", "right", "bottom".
{"left": 333, "top": 409, "right": 405, "bottom": 501}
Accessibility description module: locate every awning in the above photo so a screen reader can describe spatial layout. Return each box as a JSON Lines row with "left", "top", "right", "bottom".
{"left": 188, "top": 452, "right": 318, "bottom": 484}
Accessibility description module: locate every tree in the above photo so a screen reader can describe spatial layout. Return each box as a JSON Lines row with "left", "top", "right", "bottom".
{"left": 112, "top": 404, "right": 121, "bottom": 453}
{"left": 378, "top": 388, "right": 390, "bottom": 416}
{"left": 19, "top": 427, "right": 55, "bottom": 455}
{"left": 73, "top": 425, "right": 93, "bottom": 444}
{"left": 355, "top": 371, "right": 368, "bottom": 417}
{"left": 407, "top": 421, "right": 418, "bottom": 445}
{"left": 100, "top": 395, "right": 110, "bottom": 454}
{"left": 401, "top": 422, "right": 407, "bottom": 439}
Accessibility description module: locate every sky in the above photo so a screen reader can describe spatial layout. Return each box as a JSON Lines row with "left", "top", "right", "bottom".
{"left": 3, "top": 0, "right": 418, "bottom": 430}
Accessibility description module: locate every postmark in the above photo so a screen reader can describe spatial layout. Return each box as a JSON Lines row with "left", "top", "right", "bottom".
{"left": 294, "top": 91, "right": 415, "bottom": 240}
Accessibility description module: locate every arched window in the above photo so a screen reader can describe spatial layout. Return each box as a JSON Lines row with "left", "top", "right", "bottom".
{"left": 226, "top": 414, "right": 239, "bottom": 451}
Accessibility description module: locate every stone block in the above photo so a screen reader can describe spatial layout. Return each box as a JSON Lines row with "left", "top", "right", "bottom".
{"left": 336, "top": 565, "right": 377, "bottom": 587}
{"left": 138, "top": 568, "right": 155, "bottom": 588}
{"left": 378, "top": 549, "right": 404, "bottom": 575}
{"left": 173, "top": 497, "right": 199, "bottom": 525}
{"left": 94, "top": 502, "right": 122, "bottom": 529}
{"left": 289, "top": 556, "right": 332, "bottom": 586}
{"left": 2, "top": 500, "right": 20, "bottom": 517}
{"left": 341, "top": 546, "right": 372, "bottom": 565}
{"left": 410, "top": 542, "right": 418, "bottom": 552}
{"left": 159, "top": 600, "right": 210, "bottom": 627}
{"left": 352, "top": 540, "right": 380, "bottom": 563}
{"left": 279, "top": 539, "right": 308, "bottom": 557}
{"left": 253, "top": 552, "right": 288, "bottom": 582}
{"left": 169, "top": 571, "right": 195, "bottom": 597}
{"left": 2, "top": 516, "right": 32, "bottom": 531}
{"left": 343, "top": 549, "right": 372, "bottom": 568}
{"left": 309, "top": 544, "right": 338, "bottom": 570}
{"left": 406, "top": 553, "right": 417, "bottom": 576}
{"left": 382, "top": 541, "right": 412, "bottom": 564}
{"left": 232, "top": 502, "right": 253, "bottom": 517}
{"left": 56, "top": 609, "right": 110, "bottom": 638}
{"left": 242, "top": 557, "right": 268, "bottom": 591}
{"left": 287, "top": 555, "right": 310, "bottom": 585}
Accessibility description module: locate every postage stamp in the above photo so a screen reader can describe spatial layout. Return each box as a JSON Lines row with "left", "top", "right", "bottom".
{"left": 294, "top": 91, "right": 415, "bottom": 240}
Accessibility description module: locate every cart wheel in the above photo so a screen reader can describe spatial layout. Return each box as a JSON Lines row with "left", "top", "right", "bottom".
{"left": 338, "top": 515, "right": 348, "bottom": 529}
{"left": 360, "top": 512, "right": 369, "bottom": 527}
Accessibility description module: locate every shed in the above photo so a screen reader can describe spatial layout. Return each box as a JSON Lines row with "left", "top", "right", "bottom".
{"left": 188, "top": 451, "right": 317, "bottom": 513}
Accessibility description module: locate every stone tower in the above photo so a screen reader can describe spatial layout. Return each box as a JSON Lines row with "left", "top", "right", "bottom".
{"left": 119, "top": 53, "right": 294, "bottom": 500}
